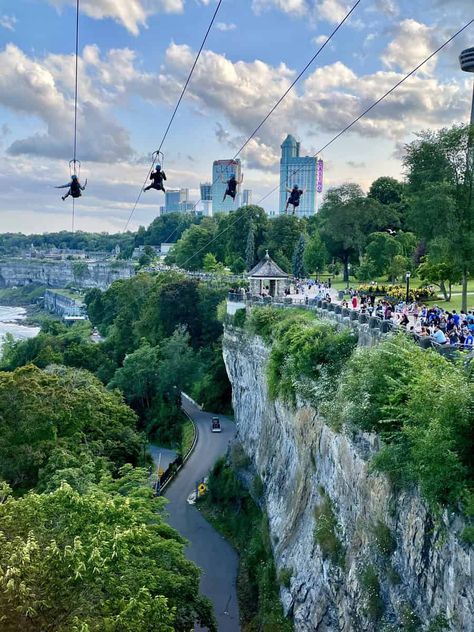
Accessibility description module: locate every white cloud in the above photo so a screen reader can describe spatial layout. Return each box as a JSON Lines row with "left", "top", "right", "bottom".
{"left": 0, "top": 14, "right": 17, "bottom": 31}
{"left": 215, "top": 21, "right": 236, "bottom": 31}
{"left": 251, "top": 0, "right": 308, "bottom": 17}
{"left": 0, "top": 44, "right": 134, "bottom": 162}
{"left": 313, "top": 34, "right": 329, "bottom": 45}
{"left": 47, "top": 0, "right": 184, "bottom": 35}
{"left": 381, "top": 19, "right": 438, "bottom": 73}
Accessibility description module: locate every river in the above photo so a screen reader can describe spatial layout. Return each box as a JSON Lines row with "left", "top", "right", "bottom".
{"left": 0, "top": 306, "right": 40, "bottom": 354}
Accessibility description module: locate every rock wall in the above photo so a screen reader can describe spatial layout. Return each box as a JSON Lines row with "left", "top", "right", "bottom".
{"left": 0, "top": 259, "right": 135, "bottom": 290}
{"left": 223, "top": 327, "right": 473, "bottom": 632}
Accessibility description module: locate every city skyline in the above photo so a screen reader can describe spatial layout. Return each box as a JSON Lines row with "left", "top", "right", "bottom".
{"left": 0, "top": 1, "right": 472, "bottom": 232}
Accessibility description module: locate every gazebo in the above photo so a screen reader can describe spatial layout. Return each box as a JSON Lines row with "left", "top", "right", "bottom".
{"left": 248, "top": 251, "right": 290, "bottom": 298}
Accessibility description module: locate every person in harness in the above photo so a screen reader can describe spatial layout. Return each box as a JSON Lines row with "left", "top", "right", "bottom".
{"left": 222, "top": 172, "right": 243, "bottom": 203}
{"left": 144, "top": 164, "right": 167, "bottom": 193}
{"left": 56, "top": 174, "right": 87, "bottom": 201}
{"left": 286, "top": 184, "right": 305, "bottom": 214}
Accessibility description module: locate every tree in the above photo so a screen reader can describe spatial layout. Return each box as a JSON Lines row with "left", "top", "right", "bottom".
{"left": 319, "top": 184, "right": 398, "bottom": 281}
{"left": 144, "top": 212, "right": 198, "bottom": 246}
{"left": 368, "top": 176, "right": 404, "bottom": 206}
{"left": 404, "top": 124, "right": 474, "bottom": 311}
{"left": 0, "top": 365, "right": 141, "bottom": 489}
{"left": 304, "top": 231, "right": 327, "bottom": 275}
{"left": 168, "top": 219, "right": 217, "bottom": 270}
{"left": 417, "top": 253, "right": 461, "bottom": 302}
{"left": 0, "top": 469, "right": 216, "bottom": 631}
{"left": 292, "top": 234, "right": 306, "bottom": 278}
{"left": 263, "top": 215, "right": 305, "bottom": 265}
{"left": 222, "top": 205, "right": 268, "bottom": 267}
{"left": 245, "top": 223, "right": 255, "bottom": 271}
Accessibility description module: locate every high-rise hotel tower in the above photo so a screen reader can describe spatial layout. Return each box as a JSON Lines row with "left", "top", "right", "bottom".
{"left": 279, "top": 135, "right": 317, "bottom": 216}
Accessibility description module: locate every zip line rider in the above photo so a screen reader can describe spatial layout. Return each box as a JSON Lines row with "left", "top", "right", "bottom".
{"left": 286, "top": 184, "right": 305, "bottom": 214}
{"left": 222, "top": 172, "right": 243, "bottom": 203}
{"left": 56, "top": 174, "right": 87, "bottom": 201}
{"left": 144, "top": 164, "right": 167, "bottom": 193}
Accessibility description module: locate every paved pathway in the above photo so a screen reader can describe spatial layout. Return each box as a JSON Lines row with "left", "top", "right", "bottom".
{"left": 152, "top": 399, "right": 240, "bottom": 632}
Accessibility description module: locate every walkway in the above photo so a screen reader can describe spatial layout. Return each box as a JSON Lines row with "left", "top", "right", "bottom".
{"left": 153, "top": 399, "right": 240, "bottom": 632}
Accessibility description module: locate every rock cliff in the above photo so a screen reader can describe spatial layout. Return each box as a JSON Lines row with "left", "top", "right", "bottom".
{"left": 0, "top": 259, "right": 134, "bottom": 290}
{"left": 223, "top": 327, "right": 473, "bottom": 632}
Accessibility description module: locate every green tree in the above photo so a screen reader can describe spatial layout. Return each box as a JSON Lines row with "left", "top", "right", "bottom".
{"left": 319, "top": 184, "right": 398, "bottom": 281}
{"left": 292, "top": 234, "right": 307, "bottom": 278}
{"left": 0, "top": 469, "right": 215, "bottom": 631}
{"left": 168, "top": 219, "right": 218, "bottom": 270}
{"left": 263, "top": 215, "right": 305, "bottom": 265}
{"left": 304, "top": 231, "right": 327, "bottom": 275}
{"left": 404, "top": 124, "right": 474, "bottom": 311}
{"left": 245, "top": 223, "right": 256, "bottom": 271}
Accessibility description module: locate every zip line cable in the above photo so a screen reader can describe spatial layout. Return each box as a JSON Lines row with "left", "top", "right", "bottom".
{"left": 124, "top": 0, "right": 223, "bottom": 232}
{"left": 72, "top": 0, "right": 80, "bottom": 233}
{"left": 191, "top": 0, "right": 362, "bottom": 213}
{"left": 257, "top": 17, "right": 474, "bottom": 206}
{"left": 179, "top": 18, "right": 474, "bottom": 269}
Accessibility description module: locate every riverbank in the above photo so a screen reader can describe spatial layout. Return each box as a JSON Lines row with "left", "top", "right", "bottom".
{"left": 0, "top": 305, "right": 40, "bottom": 353}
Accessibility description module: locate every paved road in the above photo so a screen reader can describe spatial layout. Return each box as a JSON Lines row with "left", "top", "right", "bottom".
{"left": 156, "top": 399, "right": 240, "bottom": 632}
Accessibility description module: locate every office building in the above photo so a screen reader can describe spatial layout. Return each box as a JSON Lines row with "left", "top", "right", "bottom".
{"left": 162, "top": 188, "right": 190, "bottom": 214}
{"left": 242, "top": 189, "right": 252, "bottom": 205}
{"left": 200, "top": 182, "right": 213, "bottom": 201}
{"left": 212, "top": 159, "right": 242, "bottom": 214}
{"left": 279, "top": 135, "right": 317, "bottom": 216}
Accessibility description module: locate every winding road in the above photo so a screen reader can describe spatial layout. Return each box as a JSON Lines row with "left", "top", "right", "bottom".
{"left": 156, "top": 397, "right": 240, "bottom": 632}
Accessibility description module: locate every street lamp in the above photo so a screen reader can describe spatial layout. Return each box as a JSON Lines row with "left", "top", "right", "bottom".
{"left": 459, "top": 47, "right": 474, "bottom": 128}
{"left": 346, "top": 264, "right": 351, "bottom": 290}
{"left": 405, "top": 271, "right": 411, "bottom": 304}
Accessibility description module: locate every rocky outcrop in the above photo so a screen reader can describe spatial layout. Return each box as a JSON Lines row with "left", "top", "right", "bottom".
{"left": 223, "top": 327, "right": 474, "bottom": 632}
{"left": 0, "top": 259, "right": 134, "bottom": 290}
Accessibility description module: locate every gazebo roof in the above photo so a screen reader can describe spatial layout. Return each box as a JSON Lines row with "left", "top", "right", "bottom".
{"left": 248, "top": 251, "right": 289, "bottom": 279}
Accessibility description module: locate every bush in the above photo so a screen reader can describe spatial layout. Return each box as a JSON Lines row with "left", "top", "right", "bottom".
{"left": 372, "top": 521, "right": 396, "bottom": 558}
{"left": 233, "top": 308, "right": 247, "bottom": 327}
{"left": 278, "top": 567, "right": 293, "bottom": 589}
{"left": 314, "top": 492, "right": 344, "bottom": 566}
{"left": 359, "top": 564, "right": 384, "bottom": 621}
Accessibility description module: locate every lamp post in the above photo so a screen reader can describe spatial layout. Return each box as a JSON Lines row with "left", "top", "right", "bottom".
{"left": 405, "top": 271, "right": 411, "bottom": 304}
{"left": 459, "top": 47, "right": 474, "bottom": 313}
{"left": 346, "top": 264, "right": 351, "bottom": 290}
{"left": 459, "top": 47, "right": 474, "bottom": 128}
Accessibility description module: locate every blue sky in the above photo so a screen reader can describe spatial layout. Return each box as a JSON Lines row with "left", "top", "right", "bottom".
{"left": 0, "top": 0, "right": 472, "bottom": 233}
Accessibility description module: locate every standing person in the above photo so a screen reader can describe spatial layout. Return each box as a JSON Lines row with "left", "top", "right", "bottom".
{"left": 285, "top": 185, "right": 305, "bottom": 214}
{"left": 351, "top": 294, "right": 358, "bottom": 310}
{"left": 56, "top": 174, "right": 87, "bottom": 200}
{"left": 222, "top": 173, "right": 243, "bottom": 203}
{"left": 144, "top": 164, "right": 167, "bottom": 193}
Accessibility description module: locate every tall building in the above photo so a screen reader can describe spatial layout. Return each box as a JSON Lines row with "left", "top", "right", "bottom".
{"left": 242, "top": 189, "right": 252, "bottom": 206}
{"left": 279, "top": 135, "right": 317, "bottom": 216}
{"left": 163, "top": 189, "right": 189, "bottom": 213}
{"left": 212, "top": 159, "right": 242, "bottom": 214}
{"left": 200, "top": 182, "right": 213, "bottom": 201}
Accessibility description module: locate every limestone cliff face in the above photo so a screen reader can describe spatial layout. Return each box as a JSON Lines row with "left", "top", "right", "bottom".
{"left": 223, "top": 327, "right": 473, "bottom": 632}
{"left": 0, "top": 259, "right": 134, "bottom": 290}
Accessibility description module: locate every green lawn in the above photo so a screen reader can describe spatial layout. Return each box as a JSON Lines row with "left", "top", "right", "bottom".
{"left": 181, "top": 419, "right": 195, "bottom": 458}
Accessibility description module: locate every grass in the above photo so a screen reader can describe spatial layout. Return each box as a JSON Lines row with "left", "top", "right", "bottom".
{"left": 180, "top": 419, "right": 195, "bottom": 458}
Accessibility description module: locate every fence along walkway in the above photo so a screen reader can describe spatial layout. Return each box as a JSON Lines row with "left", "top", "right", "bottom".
{"left": 227, "top": 292, "right": 472, "bottom": 360}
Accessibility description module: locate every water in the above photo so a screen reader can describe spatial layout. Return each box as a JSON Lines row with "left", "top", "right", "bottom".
{"left": 0, "top": 306, "right": 40, "bottom": 353}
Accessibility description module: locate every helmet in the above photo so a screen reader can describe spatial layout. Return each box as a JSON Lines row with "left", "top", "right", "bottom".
{"left": 155, "top": 164, "right": 161, "bottom": 170}
{"left": 293, "top": 184, "right": 299, "bottom": 188}
{"left": 230, "top": 174, "right": 235, "bottom": 179}
{"left": 72, "top": 174, "right": 78, "bottom": 180}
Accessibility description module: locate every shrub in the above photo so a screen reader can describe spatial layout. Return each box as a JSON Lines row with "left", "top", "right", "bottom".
{"left": 372, "top": 521, "right": 396, "bottom": 558}
{"left": 314, "top": 492, "right": 344, "bottom": 566}
{"left": 233, "top": 308, "right": 247, "bottom": 328}
{"left": 359, "top": 564, "right": 384, "bottom": 621}
{"left": 278, "top": 567, "right": 293, "bottom": 589}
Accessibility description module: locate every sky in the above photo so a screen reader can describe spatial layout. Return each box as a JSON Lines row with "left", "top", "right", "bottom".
{"left": 0, "top": 0, "right": 473, "bottom": 234}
